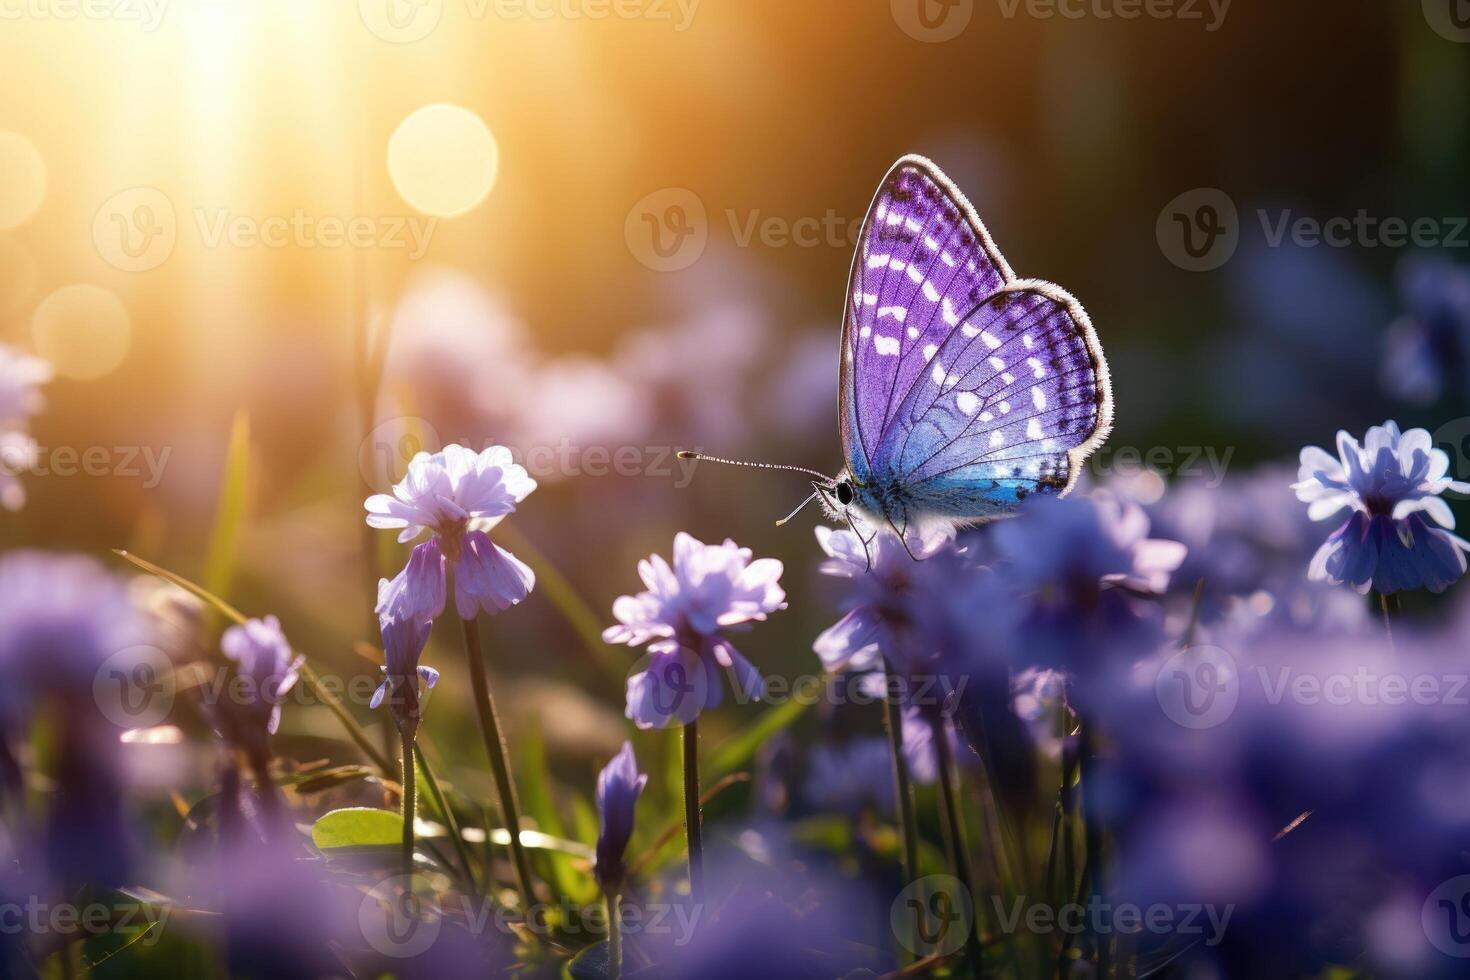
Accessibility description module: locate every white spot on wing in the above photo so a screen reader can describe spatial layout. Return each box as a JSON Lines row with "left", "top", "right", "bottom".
{"left": 874, "top": 335, "right": 901, "bottom": 356}
{"left": 957, "top": 391, "right": 980, "bottom": 415}
{"left": 1026, "top": 418, "right": 1044, "bottom": 440}
{"left": 981, "top": 331, "right": 1001, "bottom": 349}
{"left": 1032, "top": 387, "right": 1047, "bottom": 410}
{"left": 878, "top": 306, "right": 907, "bottom": 323}
{"left": 922, "top": 343, "right": 938, "bottom": 362}
{"left": 990, "top": 431, "right": 1004, "bottom": 448}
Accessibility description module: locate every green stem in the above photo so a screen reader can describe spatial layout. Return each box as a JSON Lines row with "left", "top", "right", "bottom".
{"left": 400, "top": 722, "right": 416, "bottom": 878}
{"left": 880, "top": 657, "right": 922, "bottom": 889}
{"left": 607, "top": 890, "right": 623, "bottom": 979}
{"left": 682, "top": 719, "right": 704, "bottom": 904}
{"left": 415, "top": 742, "right": 479, "bottom": 891}
{"left": 457, "top": 602, "right": 536, "bottom": 910}
{"left": 932, "top": 714, "right": 985, "bottom": 977}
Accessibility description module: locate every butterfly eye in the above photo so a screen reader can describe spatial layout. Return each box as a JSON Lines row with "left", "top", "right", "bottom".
{"left": 835, "top": 482, "right": 854, "bottom": 506}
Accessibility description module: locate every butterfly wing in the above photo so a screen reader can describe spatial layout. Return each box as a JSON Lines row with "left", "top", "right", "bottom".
{"left": 876, "top": 280, "right": 1112, "bottom": 531}
{"left": 840, "top": 156, "right": 1012, "bottom": 487}
{"left": 840, "top": 156, "right": 1111, "bottom": 538}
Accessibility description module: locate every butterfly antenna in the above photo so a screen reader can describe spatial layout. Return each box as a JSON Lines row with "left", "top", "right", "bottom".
{"left": 676, "top": 451, "right": 833, "bottom": 482}
{"left": 774, "top": 491, "right": 820, "bottom": 527}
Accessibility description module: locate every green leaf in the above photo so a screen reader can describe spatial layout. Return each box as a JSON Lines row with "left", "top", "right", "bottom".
{"left": 310, "top": 807, "right": 402, "bottom": 850}
{"left": 706, "top": 695, "right": 813, "bottom": 780}
{"left": 203, "top": 410, "right": 250, "bottom": 627}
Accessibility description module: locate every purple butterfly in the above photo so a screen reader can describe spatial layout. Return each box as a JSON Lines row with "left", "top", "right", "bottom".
{"left": 684, "top": 155, "right": 1113, "bottom": 557}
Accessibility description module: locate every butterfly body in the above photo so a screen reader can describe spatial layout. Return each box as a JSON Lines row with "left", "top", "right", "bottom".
{"left": 831, "top": 156, "right": 1113, "bottom": 551}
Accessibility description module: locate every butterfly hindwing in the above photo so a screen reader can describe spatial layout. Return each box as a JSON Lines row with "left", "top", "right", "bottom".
{"left": 875, "top": 281, "right": 1112, "bottom": 523}
{"left": 840, "top": 156, "right": 1012, "bottom": 486}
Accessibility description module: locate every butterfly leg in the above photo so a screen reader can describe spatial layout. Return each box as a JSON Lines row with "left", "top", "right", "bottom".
{"left": 888, "top": 509, "right": 924, "bottom": 563}
{"left": 846, "top": 509, "right": 876, "bottom": 572}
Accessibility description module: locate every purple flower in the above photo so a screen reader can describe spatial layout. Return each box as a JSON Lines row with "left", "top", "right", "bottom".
{"left": 802, "top": 738, "right": 896, "bottom": 815}
{"left": 1294, "top": 421, "right": 1470, "bottom": 594}
{"left": 980, "top": 493, "right": 1185, "bottom": 711}
{"left": 1381, "top": 256, "right": 1470, "bottom": 405}
{"left": 365, "top": 444, "right": 537, "bottom": 620}
{"left": 594, "top": 740, "right": 647, "bottom": 892}
{"left": 370, "top": 595, "right": 438, "bottom": 734}
{"left": 604, "top": 532, "right": 785, "bottom": 729}
{"left": 219, "top": 616, "right": 302, "bottom": 763}
{"left": 0, "top": 344, "right": 50, "bottom": 511}
{"left": 0, "top": 552, "right": 153, "bottom": 887}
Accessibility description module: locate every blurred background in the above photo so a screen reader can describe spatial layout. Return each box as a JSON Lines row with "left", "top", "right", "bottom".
{"left": 1, "top": 0, "right": 1468, "bottom": 772}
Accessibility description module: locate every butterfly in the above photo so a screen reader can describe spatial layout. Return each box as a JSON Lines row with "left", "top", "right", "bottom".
{"left": 681, "top": 155, "right": 1113, "bottom": 559}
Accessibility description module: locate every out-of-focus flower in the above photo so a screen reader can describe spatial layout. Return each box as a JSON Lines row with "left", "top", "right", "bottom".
{"left": 370, "top": 601, "right": 437, "bottom": 735}
{"left": 613, "top": 305, "right": 772, "bottom": 450}
{"left": 366, "top": 444, "right": 537, "bottom": 620}
{"left": 0, "top": 552, "right": 154, "bottom": 887}
{"left": 1294, "top": 421, "right": 1470, "bottom": 594}
{"left": 513, "top": 355, "right": 653, "bottom": 461}
{"left": 1381, "top": 256, "right": 1470, "bottom": 405}
{"left": 218, "top": 616, "right": 302, "bottom": 763}
{"left": 802, "top": 738, "right": 896, "bottom": 816}
{"left": 0, "top": 344, "right": 50, "bottom": 511}
{"left": 604, "top": 532, "right": 785, "bottom": 729}
{"left": 979, "top": 493, "right": 1185, "bottom": 712}
{"left": 593, "top": 740, "right": 647, "bottom": 892}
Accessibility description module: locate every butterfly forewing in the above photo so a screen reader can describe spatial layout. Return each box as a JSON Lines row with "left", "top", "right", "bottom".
{"left": 841, "top": 156, "right": 1012, "bottom": 482}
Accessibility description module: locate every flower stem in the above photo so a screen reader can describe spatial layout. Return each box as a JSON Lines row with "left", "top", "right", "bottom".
{"left": 458, "top": 611, "right": 536, "bottom": 910}
{"left": 415, "top": 742, "right": 479, "bottom": 891}
{"left": 606, "top": 889, "right": 623, "bottom": 979}
{"left": 1379, "top": 592, "right": 1398, "bottom": 653}
{"left": 682, "top": 719, "right": 704, "bottom": 904}
{"left": 400, "top": 721, "right": 416, "bottom": 879}
{"left": 932, "top": 714, "right": 985, "bottom": 977}
{"left": 880, "top": 657, "right": 922, "bottom": 888}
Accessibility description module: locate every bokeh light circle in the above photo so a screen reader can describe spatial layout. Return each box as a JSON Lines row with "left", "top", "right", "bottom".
{"left": 0, "top": 131, "right": 48, "bottom": 230}
{"left": 387, "top": 104, "right": 498, "bottom": 218}
{"left": 0, "top": 237, "right": 38, "bottom": 318}
{"left": 31, "top": 284, "right": 133, "bottom": 380}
